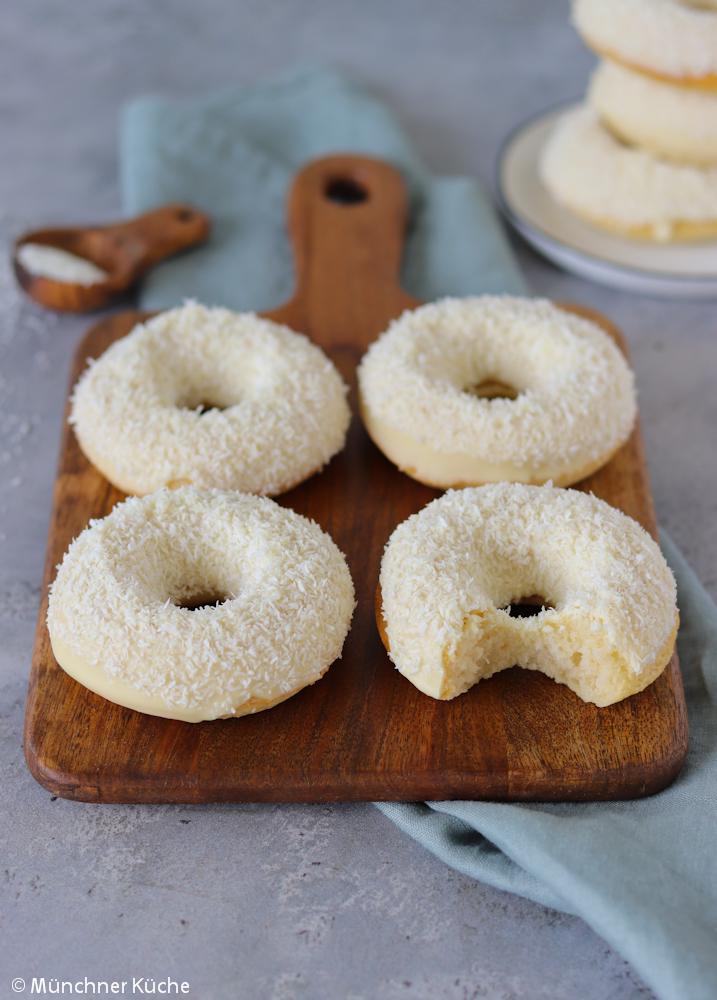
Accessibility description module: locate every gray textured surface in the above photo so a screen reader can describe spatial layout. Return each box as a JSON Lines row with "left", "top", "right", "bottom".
{"left": 1, "top": 1, "right": 713, "bottom": 997}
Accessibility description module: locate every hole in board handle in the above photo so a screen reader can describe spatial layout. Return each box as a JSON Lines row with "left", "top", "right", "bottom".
{"left": 324, "top": 177, "right": 368, "bottom": 205}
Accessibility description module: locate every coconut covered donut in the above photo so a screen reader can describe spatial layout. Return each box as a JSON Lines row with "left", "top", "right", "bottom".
{"left": 71, "top": 303, "right": 350, "bottom": 496}
{"left": 47, "top": 487, "right": 355, "bottom": 722}
{"left": 378, "top": 484, "right": 678, "bottom": 708}
{"left": 589, "top": 60, "right": 717, "bottom": 166}
{"left": 541, "top": 105, "right": 717, "bottom": 242}
{"left": 574, "top": 0, "right": 717, "bottom": 90}
{"left": 357, "top": 297, "right": 636, "bottom": 488}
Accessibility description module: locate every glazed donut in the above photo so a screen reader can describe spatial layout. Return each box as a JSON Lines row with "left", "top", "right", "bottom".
{"left": 573, "top": 0, "right": 717, "bottom": 90}
{"left": 589, "top": 59, "right": 717, "bottom": 166}
{"left": 540, "top": 105, "right": 717, "bottom": 242}
{"left": 357, "top": 297, "right": 636, "bottom": 489}
{"left": 47, "top": 487, "right": 355, "bottom": 722}
{"left": 378, "top": 484, "right": 678, "bottom": 708}
{"left": 70, "top": 303, "right": 350, "bottom": 496}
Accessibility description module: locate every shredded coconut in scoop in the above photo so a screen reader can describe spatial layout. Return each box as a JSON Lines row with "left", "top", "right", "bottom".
{"left": 17, "top": 243, "right": 108, "bottom": 285}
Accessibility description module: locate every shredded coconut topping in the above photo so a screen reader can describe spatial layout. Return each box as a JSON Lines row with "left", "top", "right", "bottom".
{"left": 358, "top": 296, "right": 636, "bottom": 478}
{"left": 16, "top": 243, "right": 109, "bottom": 286}
{"left": 380, "top": 484, "right": 678, "bottom": 707}
{"left": 573, "top": 0, "right": 717, "bottom": 79}
{"left": 70, "top": 302, "right": 351, "bottom": 496}
{"left": 589, "top": 59, "right": 717, "bottom": 166}
{"left": 541, "top": 105, "right": 717, "bottom": 239}
{"left": 47, "top": 488, "right": 355, "bottom": 719}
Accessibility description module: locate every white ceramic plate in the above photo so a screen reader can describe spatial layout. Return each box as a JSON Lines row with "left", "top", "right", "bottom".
{"left": 496, "top": 103, "right": 717, "bottom": 299}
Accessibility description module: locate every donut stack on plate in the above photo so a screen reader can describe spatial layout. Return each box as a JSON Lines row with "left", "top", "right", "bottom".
{"left": 540, "top": 0, "right": 717, "bottom": 242}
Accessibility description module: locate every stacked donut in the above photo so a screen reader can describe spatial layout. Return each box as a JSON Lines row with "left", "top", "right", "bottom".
{"left": 541, "top": 0, "right": 717, "bottom": 241}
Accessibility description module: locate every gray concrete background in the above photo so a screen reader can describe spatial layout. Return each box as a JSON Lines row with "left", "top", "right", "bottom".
{"left": 1, "top": 1, "right": 714, "bottom": 997}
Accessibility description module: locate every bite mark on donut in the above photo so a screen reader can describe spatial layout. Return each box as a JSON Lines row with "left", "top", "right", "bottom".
{"left": 376, "top": 485, "right": 679, "bottom": 707}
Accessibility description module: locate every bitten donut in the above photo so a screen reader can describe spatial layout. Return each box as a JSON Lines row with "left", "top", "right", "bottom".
{"left": 357, "top": 297, "right": 636, "bottom": 488}
{"left": 378, "top": 484, "right": 678, "bottom": 708}
{"left": 540, "top": 105, "right": 717, "bottom": 242}
{"left": 71, "top": 303, "right": 350, "bottom": 496}
{"left": 573, "top": 0, "right": 717, "bottom": 90}
{"left": 590, "top": 59, "right": 717, "bottom": 166}
{"left": 47, "top": 487, "right": 355, "bottom": 722}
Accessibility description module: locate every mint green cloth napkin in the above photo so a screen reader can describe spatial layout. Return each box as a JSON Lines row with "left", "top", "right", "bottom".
{"left": 120, "top": 67, "right": 523, "bottom": 310}
{"left": 121, "top": 68, "right": 717, "bottom": 1000}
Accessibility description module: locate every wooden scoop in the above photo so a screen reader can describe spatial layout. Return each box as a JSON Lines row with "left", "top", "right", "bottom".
{"left": 13, "top": 203, "right": 210, "bottom": 313}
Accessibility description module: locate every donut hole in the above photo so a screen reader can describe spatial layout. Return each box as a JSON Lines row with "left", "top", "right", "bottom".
{"left": 167, "top": 570, "right": 237, "bottom": 611}
{"left": 195, "top": 402, "right": 226, "bottom": 415}
{"left": 502, "top": 594, "right": 554, "bottom": 618}
{"left": 167, "top": 561, "right": 239, "bottom": 612}
{"left": 116, "top": 526, "right": 242, "bottom": 614}
{"left": 174, "top": 590, "right": 229, "bottom": 612}
{"left": 464, "top": 379, "right": 519, "bottom": 401}
{"left": 173, "top": 370, "right": 247, "bottom": 415}
{"left": 176, "top": 391, "right": 231, "bottom": 415}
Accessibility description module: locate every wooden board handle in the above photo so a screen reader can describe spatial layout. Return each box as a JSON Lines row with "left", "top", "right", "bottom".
{"left": 272, "top": 155, "right": 416, "bottom": 348}
{"left": 105, "top": 203, "right": 211, "bottom": 274}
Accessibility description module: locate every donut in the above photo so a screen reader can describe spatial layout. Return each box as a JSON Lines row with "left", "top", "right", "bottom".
{"left": 70, "top": 302, "right": 350, "bottom": 496}
{"left": 589, "top": 59, "right": 717, "bottom": 166}
{"left": 377, "top": 484, "right": 678, "bottom": 708}
{"left": 47, "top": 487, "right": 355, "bottom": 722}
{"left": 573, "top": 0, "right": 717, "bottom": 90}
{"left": 357, "top": 297, "right": 636, "bottom": 489}
{"left": 540, "top": 105, "right": 717, "bottom": 242}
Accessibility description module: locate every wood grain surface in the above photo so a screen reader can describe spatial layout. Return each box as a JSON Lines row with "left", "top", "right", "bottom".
{"left": 24, "top": 155, "right": 688, "bottom": 803}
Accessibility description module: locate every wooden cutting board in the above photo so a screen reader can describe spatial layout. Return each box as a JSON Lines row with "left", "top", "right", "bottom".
{"left": 24, "top": 155, "right": 688, "bottom": 803}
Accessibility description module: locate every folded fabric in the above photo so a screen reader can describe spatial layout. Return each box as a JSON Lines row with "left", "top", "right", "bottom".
{"left": 121, "top": 67, "right": 717, "bottom": 1000}
{"left": 120, "top": 67, "right": 523, "bottom": 310}
{"left": 380, "top": 534, "right": 717, "bottom": 1000}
